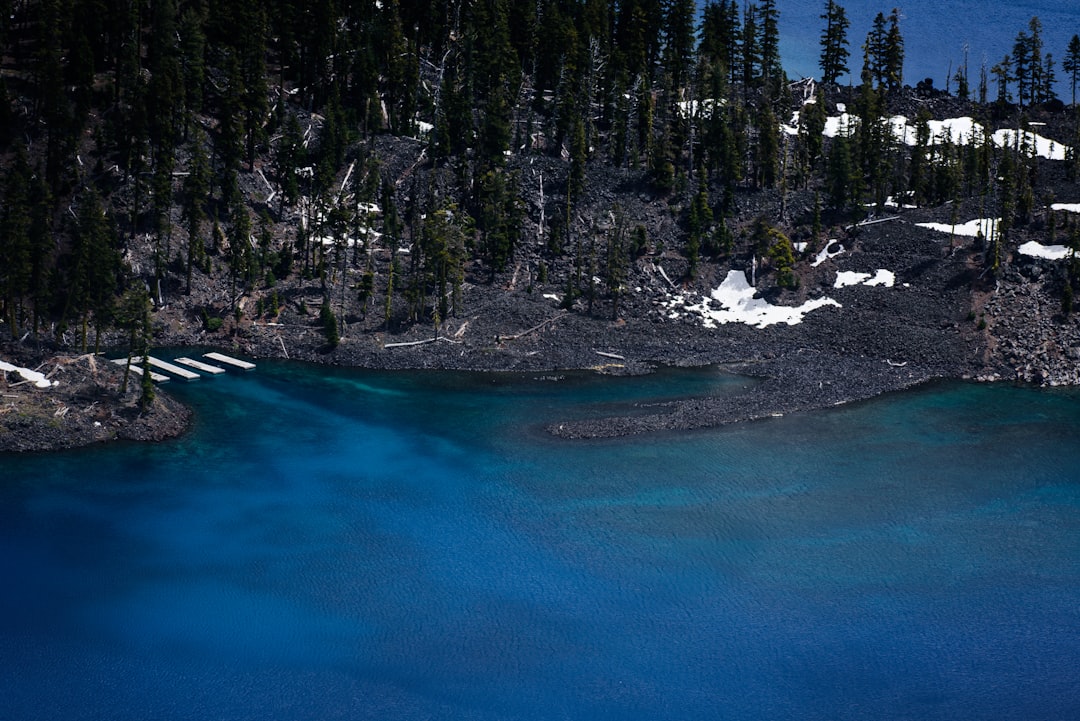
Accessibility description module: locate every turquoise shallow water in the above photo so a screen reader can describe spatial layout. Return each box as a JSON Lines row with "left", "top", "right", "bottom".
{"left": 2, "top": 362, "right": 1080, "bottom": 721}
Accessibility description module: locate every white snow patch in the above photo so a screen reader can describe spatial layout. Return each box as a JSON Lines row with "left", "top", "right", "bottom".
{"left": 812, "top": 240, "right": 845, "bottom": 267}
{"left": 0, "top": 360, "right": 57, "bottom": 388}
{"left": 916, "top": 218, "right": 998, "bottom": 238}
{"left": 865, "top": 269, "right": 896, "bottom": 287}
{"left": 883, "top": 195, "right": 917, "bottom": 210}
{"left": 314, "top": 228, "right": 382, "bottom": 247}
{"left": 1018, "top": 241, "right": 1075, "bottom": 261}
{"left": 835, "top": 269, "right": 895, "bottom": 288}
{"left": 793, "top": 242, "right": 808, "bottom": 253}
{"left": 1051, "top": 203, "right": 1080, "bottom": 214}
{"left": 812, "top": 114, "right": 1070, "bottom": 161}
{"left": 823, "top": 113, "right": 857, "bottom": 138}
{"left": 992, "top": 128, "right": 1067, "bottom": 161}
{"left": 856, "top": 114, "right": 980, "bottom": 146}
{"left": 665, "top": 270, "right": 841, "bottom": 329}
{"left": 834, "top": 271, "right": 870, "bottom": 288}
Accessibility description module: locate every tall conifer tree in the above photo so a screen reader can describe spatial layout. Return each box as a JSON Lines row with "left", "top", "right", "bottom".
{"left": 819, "top": 0, "right": 850, "bottom": 84}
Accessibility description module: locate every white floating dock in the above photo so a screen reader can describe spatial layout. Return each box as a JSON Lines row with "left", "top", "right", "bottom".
{"left": 146, "top": 356, "right": 201, "bottom": 381}
{"left": 203, "top": 352, "right": 256, "bottom": 370}
{"left": 175, "top": 357, "right": 226, "bottom": 374}
{"left": 110, "top": 357, "right": 170, "bottom": 383}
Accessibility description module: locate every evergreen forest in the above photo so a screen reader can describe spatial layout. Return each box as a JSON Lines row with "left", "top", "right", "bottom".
{"left": 1, "top": 0, "right": 1079, "bottom": 360}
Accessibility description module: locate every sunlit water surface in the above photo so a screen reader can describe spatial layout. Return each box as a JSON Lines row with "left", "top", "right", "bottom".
{"left": 2, "top": 361, "right": 1079, "bottom": 721}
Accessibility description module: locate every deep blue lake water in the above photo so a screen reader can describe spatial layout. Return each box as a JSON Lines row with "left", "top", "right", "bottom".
{"left": 2, "top": 360, "right": 1079, "bottom": 720}
{"left": 775, "top": 0, "right": 1079, "bottom": 95}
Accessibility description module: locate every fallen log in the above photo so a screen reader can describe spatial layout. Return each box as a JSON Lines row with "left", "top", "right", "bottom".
{"left": 384, "top": 337, "right": 462, "bottom": 349}
{"left": 500, "top": 312, "right": 566, "bottom": 341}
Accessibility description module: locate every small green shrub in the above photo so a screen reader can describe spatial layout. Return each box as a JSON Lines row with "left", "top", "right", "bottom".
{"left": 320, "top": 303, "right": 340, "bottom": 348}
{"left": 202, "top": 310, "right": 224, "bottom": 332}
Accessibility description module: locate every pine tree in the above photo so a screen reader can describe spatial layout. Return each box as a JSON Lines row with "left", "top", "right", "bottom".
{"left": 992, "top": 55, "right": 1014, "bottom": 104}
{"left": 320, "top": 301, "right": 339, "bottom": 348}
{"left": 755, "top": 104, "right": 780, "bottom": 189}
{"left": 909, "top": 108, "right": 931, "bottom": 206}
{"left": 217, "top": 54, "right": 245, "bottom": 211}
{"left": 864, "top": 12, "right": 888, "bottom": 88}
{"left": 383, "top": 252, "right": 396, "bottom": 330}
{"left": 855, "top": 55, "right": 888, "bottom": 207}
{"left": 954, "top": 49, "right": 970, "bottom": 100}
{"left": 238, "top": 3, "right": 269, "bottom": 172}
{"left": 766, "top": 231, "right": 797, "bottom": 288}
{"left": 1026, "top": 17, "right": 1045, "bottom": 106}
{"left": 67, "top": 191, "right": 121, "bottom": 353}
{"left": 151, "top": 148, "right": 175, "bottom": 278}
{"left": 274, "top": 113, "right": 302, "bottom": 209}
{"left": 478, "top": 81, "right": 513, "bottom": 168}
{"left": 699, "top": 0, "right": 740, "bottom": 82}
{"left": 183, "top": 130, "right": 210, "bottom": 295}
{"left": 117, "top": 284, "right": 151, "bottom": 395}
{"left": 0, "top": 76, "right": 12, "bottom": 145}
{"left": 140, "top": 346, "right": 155, "bottom": 413}
{"left": 1063, "top": 35, "right": 1080, "bottom": 106}
{"left": 377, "top": 1, "right": 417, "bottom": 136}
{"left": 179, "top": 3, "right": 207, "bottom": 135}
{"left": 686, "top": 177, "right": 712, "bottom": 277}
{"left": 148, "top": 0, "right": 182, "bottom": 154}
{"left": 819, "top": 0, "right": 851, "bottom": 84}
{"left": 759, "top": 0, "right": 782, "bottom": 95}
{"left": 883, "top": 8, "right": 904, "bottom": 91}
{"left": 740, "top": 4, "right": 761, "bottom": 87}
{"left": 827, "top": 134, "right": 854, "bottom": 210}
{"left": 0, "top": 152, "right": 33, "bottom": 337}
{"left": 1011, "top": 19, "right": 1045, "bottom": 107}
{"left": 569, "top": 116, "right": 588, "bottom": 204}
{"left": 800, "top": 88, "right": 827, "bottom": 172}
{"left": 227, "top": 202, "right": 252, "bottom": 308}
{"left": 663, "top": 0, "right": 696, "bottom": 90}
{"left": 605, "top": 206, "right": 628, "bottom": 319}
{"left": 614, "top": 0, "right": 662, "bottom": 79}
{"left": 27, "top": 170, "right": 53, "bottom": 338}
{"left": 1040, "top": 53, "right": 1057, "bottom": 104}
{"left": 476, "top": 170, "right": 521, "bottom": 280}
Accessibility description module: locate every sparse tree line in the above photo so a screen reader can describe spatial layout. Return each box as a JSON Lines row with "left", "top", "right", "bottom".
{"left": 0, "top": 0, "right": 1078, "bottom": 358}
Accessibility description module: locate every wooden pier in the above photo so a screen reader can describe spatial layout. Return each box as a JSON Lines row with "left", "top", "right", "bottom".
{"left": 145, "top": 356, "right": 201, "bottom": 381}
{"left": 203, "top": 352, "right": 256, "bottom": 370}
{"left": 109, "top": 357, "right": 170, "bottom": 383}
{"left": 108, "top": 352, "right": 255, "bottom": 383}
{"left": 175, "top": 357, "right": 226, "bottom": 374}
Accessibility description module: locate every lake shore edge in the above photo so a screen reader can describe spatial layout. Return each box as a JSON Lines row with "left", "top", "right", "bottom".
{"left": 7, "top": 208, "right": 1075, "bottom": 453}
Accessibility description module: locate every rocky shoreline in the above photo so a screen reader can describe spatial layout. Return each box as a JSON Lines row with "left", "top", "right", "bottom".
{"left": 9, "top": 194, "right": 1065, "bottom": 453}
{"left": 0, "top": 349, "right": 192, "bottom": 453}
{"left": 9, "top": 193, "right": 1079, "bottom": 453}
{"left": 9, "top": 102, "right": 1080, "bottom": 452}
{"left": 151, "top": 200, "right": 997, "bottom": 440}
